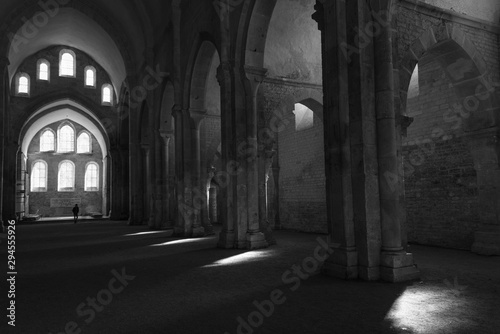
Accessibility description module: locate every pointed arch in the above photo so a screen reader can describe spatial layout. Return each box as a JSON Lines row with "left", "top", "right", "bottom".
{"left": 399, "top": 23, "right": 498, "bottom": 131}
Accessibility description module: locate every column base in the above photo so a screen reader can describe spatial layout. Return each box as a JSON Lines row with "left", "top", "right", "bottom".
{"left": 472, "top": 226, "right": 500, "bottom": 255}
{"left": 203, "top": 223, "right": 215, "bottom": 236}
{"left": 246, "top": 232, "right": 268, "bottom": 250}
{"left": 380, "top": 252, "right": 420, "bottom": 282}
{"left": 160, "top": 228, "right": 174, "bottom": 237}
{"left": 358, "top": 266, "right": 381, "bottom": 281}
{"left": 323, "top": 248, "right": 358, "bottom": 280}
{"left": 218, "top": 230, "right": 235, "bottom": 249}
{"left": 128, "top": 219, "right": 143, "bottom": 226}
{"left": 174, "top": 227, "right": 189, "bottom": 237}
{"left": 260, "top": 220, "right": 276, "bottom": 246}
{"left": 192, "top": 226, "right": 205, "bottom": 238}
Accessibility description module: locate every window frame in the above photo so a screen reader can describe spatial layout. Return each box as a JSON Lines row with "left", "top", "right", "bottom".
{"left": 84, "top": 66, "right": 96, "bottom": 88}
{"left": 101, "top": 84, "right": 113, "bottom": 105}
{"left": 15, "top": 73, "right": 30, "bottom": 97}
{"left": 77, "top": 131, "right": 92, "bottom": 154}
{"left": 84, "top": 162, "right": 100, "bottom": 192}
{"left": 37, "top": 59, "right": 50, "bottom": 81}
{"left": 30, "top": 160, "right": 48, "bottom": 192}
{"left": 57, "top": 122, "right": 75, "bottom": 153}
{"left": 40, "top": 129, "right": 56, "bottom": 152}
{"left": 59, "top": 50, "right": 76, "bottom": 78}
{"left": 58, "top": 160, "right": 76, "bottom": 192}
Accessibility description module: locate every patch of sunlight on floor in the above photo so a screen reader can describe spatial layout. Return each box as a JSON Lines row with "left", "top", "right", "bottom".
{"left": 149, "top": 237, "right": 213, "bottom": 246}
{"left": 125, "top": 231, "right": 170, "bottom": 237}
{"left": 201, "top": 249, "right": 276, "bottom": 268}
{"left": 385, "top": 285, "right": 475, "bottom": 333}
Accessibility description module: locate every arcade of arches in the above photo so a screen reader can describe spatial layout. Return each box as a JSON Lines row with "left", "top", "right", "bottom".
{"left": 0, "top": 0, "right": 499, "bottom": 283}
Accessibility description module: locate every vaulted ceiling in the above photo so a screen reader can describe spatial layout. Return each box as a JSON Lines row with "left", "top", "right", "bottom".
{"left": 1, "top": 0, "right": 173, "bottom": 92}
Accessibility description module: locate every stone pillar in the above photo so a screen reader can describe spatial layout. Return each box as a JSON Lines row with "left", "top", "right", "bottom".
{"left": 314, "top": 0, "right": 358, "bottom": 279}
{"left": 469, "top": 130, "right": 500, "bottom": 255}
{"left": 189, "top": 109, "right": 206, "bottom": 237}
{"left": 102, "top": 155, "right": 109, "bottom": 216}
{"left": 216, "top": 62, "right": 236, "bottom": 248}
{"left": 172, "top": 105, "right": 189, "bottom": 236}
{"left": 160, "top": 131, "right": 175, "bottom": 234}
{"left": 141, "top": 144, "right": 153, "bottom": 226}
{"left": 150, "top": 131, "right": 162, "bottom": 229}
{"left": 244, "top": 66, "right": 268, "bottom": 249}
{"left": 271, "top": 155, "right": 281, "bottom": 230}
{"left": 371, "top": 1, "right": 419, "bottom": 282}
{"left": 0, "top": 58, "right": 9, "bottom": 228}
{"left": 129, "top": 101, "right": 143, "bottom": 226}
{"left": 2, "top": 143, "right": 18, "bottom": 223}
{"left": 259, "top": 149, "right": 276, "bottom": 245}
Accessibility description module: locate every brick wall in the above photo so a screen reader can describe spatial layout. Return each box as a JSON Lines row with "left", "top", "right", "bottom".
{"left": 261, "top": 81, "right": 327, "bottom": 233}
{"left": 403, "top": 59, "right": 480, "bottom": 250}
{"left": 277, "top": 111, "right": 327, "bottom": 233}
{"left": 27, "top": 121, "right": 104, "bottom": 217}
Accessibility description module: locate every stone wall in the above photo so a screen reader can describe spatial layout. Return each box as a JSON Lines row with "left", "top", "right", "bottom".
{"left": 261, "top": 81, "right": 327, "bottom": 233}
{"left": 403, "top": 60, "right": 480, "bottom": 249}
{"left": 27, "top": 121, "right": 104, "bottom": 217}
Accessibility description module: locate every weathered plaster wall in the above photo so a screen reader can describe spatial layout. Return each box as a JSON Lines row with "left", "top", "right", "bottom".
{"left": 263, "top": 0, "right": 322, "bottom": 84}
{"left": 419, "top": 0, "right": 500, "bottom": 23}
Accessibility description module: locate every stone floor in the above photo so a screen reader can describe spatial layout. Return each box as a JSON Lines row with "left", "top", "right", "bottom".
{"left": 1, "top": 221, "right": 499, "bottom": 334}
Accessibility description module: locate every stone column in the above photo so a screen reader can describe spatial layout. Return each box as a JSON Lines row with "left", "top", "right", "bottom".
{"left": 216, "top": 62, "right": 236, "bottom": 248}
{"left": 0, "top": 58, "right": 9, "bottom": 228}
{"left": 189, "top": 109, "right": 206, "bottom": 237}
{"left": 371, "top": 1, "right": 419, "bottom": 282}
{"left": 271, "top": 154, "right": 281, "bottom": 230}
{"left": 160, "top": 131, "right": 175, "bottom": 234}
{"left": 149, "top": 131, "right": 166, "bottom": 230}
{"left": 244, "top": 66, "right": 268, "bottom": 249}
{"left": 172, "top": 105, "right": 189, "bottom": 235}
{"left": 470, "top": 130, "right": 500, "bottom": 255}
{"left": 259, "top": 149, "right": 276, "bottom": 245}
{"left": 141, "top": 144, "right": 153, "bottom": 226}
{"left": 314, "top": 0, "right": 358, "bottom": 279}
{"left": 128, "top": 99, "right": 143, "bottom": 225}
{"left": 102, "top": 155, "right": 109, "bottom": 217}
{"left": 2, "top": 143, "right": 18, "bottom": 223}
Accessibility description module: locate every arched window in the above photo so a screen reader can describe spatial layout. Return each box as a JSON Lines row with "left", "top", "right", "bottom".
{"left": 31, "top": 161, "right": 47, "bottom": 192}
{"left": 58, "top": 161, "right": 75, "bottom": 191}
{"left": 16, "top": 73, "right": 30, "bottom": 96}
{"left": 102, "top": 84, "right": 113, "bottom": 104}
{"left": 85, "top": 163, "right": 99, "bottom": 191}
{"left": 408, "top": 64, "right": 420, "bottom": 99}
{"left": 293, "top": 103, "right": 314, "bottom": 131}
{"left": 38, "top": 59, "right": 50, "bottom": 81}
{"left": 58, "top": 124, "right": 75, "bottom": 152}
{"left": 77, "top": 132, "right": 91, "bottom": 153}
{"left": 59, "top": 50, "right": 75, "bottom": 77}
{"left": 84, "top": 66, "right": 96, "bottom": 87}
{"left": 40, "top": 129, "right": 55, "bottom": 152}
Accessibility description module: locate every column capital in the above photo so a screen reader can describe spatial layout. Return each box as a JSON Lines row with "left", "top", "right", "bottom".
{"left": 171, "top": 104, "right": 183, "bottom": 119}
{"left": 189, "top": 108, "right": 207, "bottom": 130}
{"left": 244, "top": 65, "right": 268, "bottom": 95}
{"left": 399, "top": 115, "right": 414, "bottom": 137}
{"left": 159, "top": 129, "right": 174, "bottom": 139}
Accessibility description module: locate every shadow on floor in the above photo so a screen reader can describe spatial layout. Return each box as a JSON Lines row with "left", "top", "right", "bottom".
{"left": 1, "top": 221, "right": 499, "bottom": 334}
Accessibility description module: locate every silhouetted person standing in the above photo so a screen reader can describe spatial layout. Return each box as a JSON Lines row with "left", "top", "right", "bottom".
{"left": 72, "top": 204, "right": 79, "bottom": 224}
